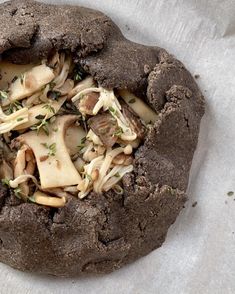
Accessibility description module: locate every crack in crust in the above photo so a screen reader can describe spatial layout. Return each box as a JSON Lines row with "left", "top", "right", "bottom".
{"left": 0, "top": 0, "right": 204, "bottom": 277}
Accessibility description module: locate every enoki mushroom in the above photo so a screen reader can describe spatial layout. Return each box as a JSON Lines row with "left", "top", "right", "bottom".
{"left": 0, "top": 51, "right": 157, "bottom": 207}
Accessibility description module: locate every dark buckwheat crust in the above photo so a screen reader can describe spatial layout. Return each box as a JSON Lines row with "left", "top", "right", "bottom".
{"left": 0, "top": 0, "right": 205, "bottom": 277}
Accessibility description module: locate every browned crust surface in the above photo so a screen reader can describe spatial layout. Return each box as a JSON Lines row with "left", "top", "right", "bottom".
{"left": 0, "top": 0, "right": 205, "bottom": 277}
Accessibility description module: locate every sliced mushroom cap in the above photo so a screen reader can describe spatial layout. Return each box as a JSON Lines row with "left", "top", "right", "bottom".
{"left": 112, "top": 153, "right": 133, "bottom": 166}
{"left": 68, "top": 76, "right": 95, "bottom": 99}
{"left": 120, "top": 101, "right": 146, "bottom": 140}
{"left": 88, "top": 113, "right": 119, "bottom": 148}
{"left": 78, "top": 92, "right": 99, "bottom": 115}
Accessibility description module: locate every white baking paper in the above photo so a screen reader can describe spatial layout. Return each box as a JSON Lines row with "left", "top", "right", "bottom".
{"left": 1, "top": 0, "right": 235, "bottom": 293}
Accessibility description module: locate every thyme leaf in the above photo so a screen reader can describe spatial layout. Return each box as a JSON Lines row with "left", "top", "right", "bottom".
{"left": 16, "top": 117, "right": 24, "bottom": 122}
{"left": 0, "top": 90, "right": 8, "bottom": 101}
{"left": 43, "top": 104, "right": 56, "bottom": 114}
{"left": 41, "top": 142, "right": 56, "bottom": 156}
{"left": 113, "top": 127, "right": 123, "bottom": 137}
{"left": 1, "top": 178, "right": 10, "bottom": 187}
{"left": 30, "top": 116, "right": 50, "bottom": 136}
{"left": 128, "top": 98, "right": 136, "bottom": 104}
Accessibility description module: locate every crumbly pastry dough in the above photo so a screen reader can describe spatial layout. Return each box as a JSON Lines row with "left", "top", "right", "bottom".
{"left": 0, "top": 0, "right": 204, "bottom": 277}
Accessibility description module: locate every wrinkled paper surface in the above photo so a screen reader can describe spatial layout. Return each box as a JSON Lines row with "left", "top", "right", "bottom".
{"left": 1, "top": 0, "right": 235, "bottom": 293}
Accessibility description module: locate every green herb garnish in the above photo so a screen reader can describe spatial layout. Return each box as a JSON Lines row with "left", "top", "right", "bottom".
{"left": 1, "top": 178, "right": 10, "bottom": 187}
{"left": 114, "top": 172, "right": 120, "bottom": 178}
{"left": 49, "top": 82, "right": 56, "bottom": 90}
{"left": 28, "top": 196, "right": 36, "bottom": 203}
{"left": 0, "top": 90, "right": 8, "bottom": 101}
{"left": 81, "top": 137, "right": 86, "bottom": 144}
{"left": 6, "top": 101, "right": 23, "bottom": 114}
{"left": 227, "top": 191, "right": 234, "bottom": 197}
{"left": 11, "top": 76, "right": 18, "bottom": 83}
{"left": 74, "top": 73, "right": 82, "bottom": 81}
{"left": 128, "top": 98, "right": 136, "bottom": 104}
{"left": 1, "top": 179, "right": 22, "bottom": 199}
{"left": 41, "top": 142, "right": 56, "bottom": 156}
{"left": 43, "top": 104, "right": 56, "bottom": 114}
{"left": 85, "top": 174, "right": 92, "bottom": 181}
{"left": 14, "top": 187, "right": 22, "bottom": 199}
{"left": 31, "top": 116, "right": 50, "bottom": 136}
{"left": 109, "top": 106, "right": 116, "bottom": 115}
{"left": 73, "top": 65, "right": 86, "bottom": 82}
{"left": 77, "top": 144, "right": 85, "bottom": 151}
{"left": 31, "top": 105, "right": 55, "bottom": 135}
{"left": 19, "top": 74, "right": 25, "bottom": 85}
{"left": 35, "top": 114, "right": 46, "bottom": 120}
{"left": 16, "top": 117, "right": 24, "bottom": 122}
{"left": 113, "top": 127, "right": 123, "bottom": 137}
{"left": 77, "top": 137, "right": 86, "bottom": 151}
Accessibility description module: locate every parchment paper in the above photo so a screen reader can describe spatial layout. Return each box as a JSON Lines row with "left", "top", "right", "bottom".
{"left": 1, "top": 0, "right": 235, "bottom": 293}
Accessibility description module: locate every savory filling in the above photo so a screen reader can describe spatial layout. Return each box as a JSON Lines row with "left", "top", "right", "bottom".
{"left": 0, "top": 51, "right": 157, "bottom": 207}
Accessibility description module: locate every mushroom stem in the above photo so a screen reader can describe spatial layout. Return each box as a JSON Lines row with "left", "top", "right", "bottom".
{"left": 30, "top": 191, "right": 66, "bottom": 208}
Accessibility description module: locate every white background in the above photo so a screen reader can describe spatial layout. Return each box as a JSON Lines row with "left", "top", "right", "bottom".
{"left": 1, "top": 0, "right": 235, "bottom": 293}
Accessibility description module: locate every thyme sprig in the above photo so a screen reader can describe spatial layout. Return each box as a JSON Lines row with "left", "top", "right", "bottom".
{"left": 41, "top": 142, "right": 57, "bottom": 156}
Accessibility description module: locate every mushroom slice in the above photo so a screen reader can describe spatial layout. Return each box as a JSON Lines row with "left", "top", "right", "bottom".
{"left": 0, "top": 61, "right": 34, "bottom": 90}
{"left": 0, "top": 107, "right": 29, "bottom": 134}
{"left": 8, "top": 64, "right": 55, "bottom": 102}
{"left": 47, "top": 51, "right": 60, "bottom": 73}
{"left": 14, "top": 97, "right": 66, "bottom": 130}
{"left": 0, "top": 139, "right": 15, "bottom": 162}
{"left": 14, "top": 145, "right": 31, "bottom": 199}
{"left": 42, "top": 187, "right": 71, "bottom": 198}
{"left": 57, "top": 79, "right": 74, "bottom": 96}
{"left": 102, "top": 165, "right": 133, "bottom": 192}
{"left": 73, "top": 157, "right": 85, "bottom": 173}
{"left": 68, "top": 76, "right": 95, "bottom": 99}
{"left": 65, "top": 124, "right": 86, "bottom": 156}
{"left": 119, "top": 90, "right": 158, "bottom": 124}
{"left": 120, "top": 101, "right": 146, "bottom": 140}
{"left": 19, "top": 115, "right": 82, "bottom": 189}
{"left": 0, "top": 160, "right": 13, "bottom": 180}
{"left": 78, "top": 92, "right": 99, "bottom": 115}
{"left": 112, "top": 153, "right": 133, "bottom": 166}
{"left": 86, "top": 129, "right": 103, "bottom": 146}
{"left": 53, "top": 56, "right": 71, "bottom": 88}
{"left": 88, "top": 113, "right": 119, "bottom": 148}
{"left": 30, "top": 191, "right": 66, "bottom": 208}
